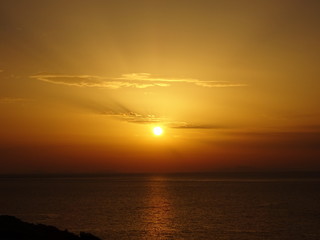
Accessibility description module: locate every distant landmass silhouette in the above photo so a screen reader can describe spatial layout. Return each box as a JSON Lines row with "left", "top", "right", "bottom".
{"left": 0, "top": 215, "right": 101, "bottom": 240}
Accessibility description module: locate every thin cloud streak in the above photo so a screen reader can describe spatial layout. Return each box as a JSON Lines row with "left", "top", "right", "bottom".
{"left": 73, "top": 97, "right": 169, "bottom": 124}
{"left": 168, "top": 123, "right": 223, "bottom": 129}
{"left": 31, "top": 73, "right": 247, "bottom": 89}
{"left": 77, "top": 99, "right": 220, "bottom": 130}
{"left": 103, "top": 111, "right": 167, "bottom": 124}
{"left": 0, "top": 97, "right": 31, "bottom": 103}
{"left": 101, "top": 110, "right": 222, "bottom": 130}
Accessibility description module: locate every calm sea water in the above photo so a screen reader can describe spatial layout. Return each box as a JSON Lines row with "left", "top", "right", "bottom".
{"left": 0, "top": 174, "right": 320, "bottom": 240}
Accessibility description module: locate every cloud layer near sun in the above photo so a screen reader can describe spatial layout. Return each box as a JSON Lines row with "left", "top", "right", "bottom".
{"left": 100, "top": 109, "right": 220, "bottom": 129}
{"left": 30, "top": 73, "right": 246, "bottom": 89}
{"left": 0, "top": 97, "right": 31, "bottom": 103}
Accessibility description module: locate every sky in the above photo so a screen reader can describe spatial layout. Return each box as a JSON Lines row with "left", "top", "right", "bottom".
{"left": 1, "top": 0, "right": 320, "bottom": 173}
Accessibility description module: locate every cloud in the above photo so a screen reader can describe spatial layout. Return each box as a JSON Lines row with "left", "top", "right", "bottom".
{"left": 101, "top": 110, "right": 220, "bottom": 130}
{"left": 0, "top": 97, "right": 31, "bottom": 103}
{"left": 65, "top": 95, "right": 224, "bottom": 130}
{"left": 31, "top": 74, "right": 170, "bottom": 89}
{"left": 82, "top": 101, "right": 217, "bottom": 129}
{"left": 72, "top": 97, "right": 167, "bottom": 124}
{"left": 167, "top": 122, "right": 223, "bottom": 129}
{"left": 103, "top": 111, "right": 167, "bottom": 124}
{"left": 65, "top": 94, "right": 223, "bottom": 129}
{"left": 31, "top": 73, "right": 247, "bottom": 89}
{"left": 119, "top": 73, "right": 247, "bottom": 88}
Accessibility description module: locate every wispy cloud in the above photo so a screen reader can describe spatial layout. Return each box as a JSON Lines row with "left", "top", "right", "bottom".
{"left": 101, "top": 109, "right": 221, "bottom": 129}
{"left": 0, "top": 97, "right": 31, "bottom": 103}
{"left": 64, "top": 95, "right": 225, "bottom": 130}
{"left": 31, "top": 73, "right": 247, "bottom": 89}
{"left": 76, "top": 99, "right": 217, "bottom": 129}
{"left": 117, "top": 73, "right": 246, "bottom": 88}
{"left": 73, "top": 97, "right": 168, "bottom": 124}
{"left": 168, "top": 122, "right": 222, "bottom": 129}
{"left": 103, "top": 111, "right": 167, "bottom": 124}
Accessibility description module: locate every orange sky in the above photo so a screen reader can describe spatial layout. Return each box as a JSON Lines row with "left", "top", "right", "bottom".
{"left": 1, "top": 0, "right": 320, "bottom": 173}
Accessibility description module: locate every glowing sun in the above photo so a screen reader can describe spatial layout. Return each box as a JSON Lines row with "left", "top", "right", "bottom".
{"left": 153, "top": 126, "right": 163, "bottom": 136}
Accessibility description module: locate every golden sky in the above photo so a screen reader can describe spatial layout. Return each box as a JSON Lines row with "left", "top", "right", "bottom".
{"left": 1, "top": 0, "right": 320, "bottom": 173}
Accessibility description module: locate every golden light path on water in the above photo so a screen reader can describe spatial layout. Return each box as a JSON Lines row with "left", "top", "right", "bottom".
{"left": 142, "top": 176, "right": 174, "bottom": 239}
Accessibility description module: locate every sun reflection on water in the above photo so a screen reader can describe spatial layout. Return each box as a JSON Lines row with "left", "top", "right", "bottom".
{"left": 142, "top": 176, "right": 176, "bottom": 239}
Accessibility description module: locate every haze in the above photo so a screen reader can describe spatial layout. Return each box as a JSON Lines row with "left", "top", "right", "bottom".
{"left": 1, "top": 0, "right": 320, "bottom": 173}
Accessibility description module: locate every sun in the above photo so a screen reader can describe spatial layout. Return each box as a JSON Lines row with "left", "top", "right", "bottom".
{"left": 153, "top": 126, "right": 163, "bottom": 136}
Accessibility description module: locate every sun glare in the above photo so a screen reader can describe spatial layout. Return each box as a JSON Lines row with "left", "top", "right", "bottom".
{"left": 153, "top": 126, "right": 163, "bottom": 136}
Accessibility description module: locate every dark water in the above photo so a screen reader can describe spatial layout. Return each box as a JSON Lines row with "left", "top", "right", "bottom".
{"left": 0, "top": 174, "right": 320, "bottom": 240}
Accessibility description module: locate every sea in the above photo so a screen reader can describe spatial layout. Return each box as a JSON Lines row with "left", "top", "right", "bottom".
{"left": 0, "top": 173, "right": 320, "bottom": 240}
